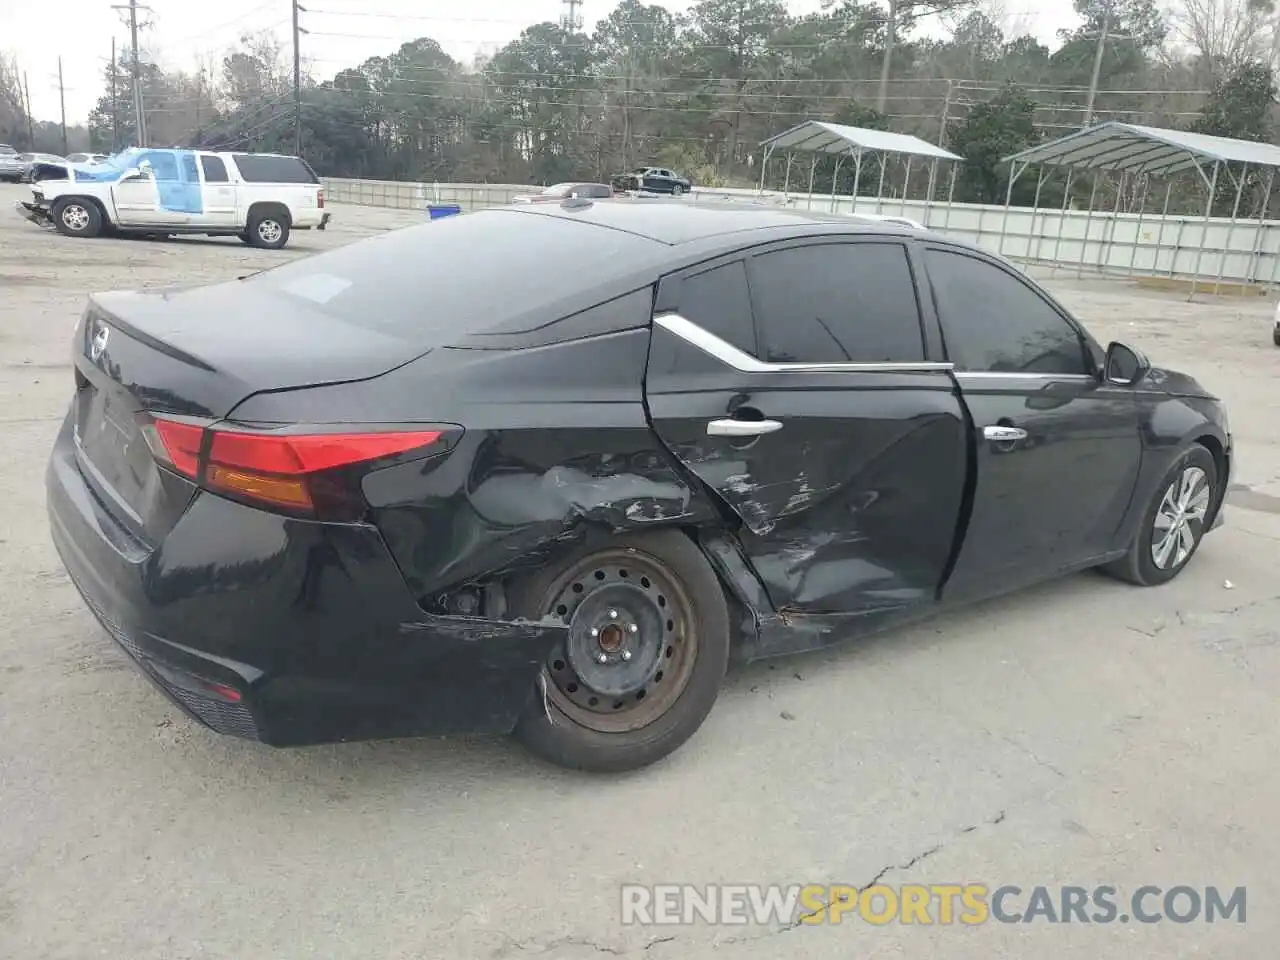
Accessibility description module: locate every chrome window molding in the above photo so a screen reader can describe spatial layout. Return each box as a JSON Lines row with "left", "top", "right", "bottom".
{"left": 654, "top": 313, "right": 955, "bottom": 374}
{"left": 955, "top": 371, "right": 1098, "bottom": 381}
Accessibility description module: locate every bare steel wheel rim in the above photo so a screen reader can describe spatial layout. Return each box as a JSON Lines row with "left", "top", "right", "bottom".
{"left": 257, "top": 219, "right": 283, "bottom": 244}
{"left": 1151, "top": 465, "right": 1211, "bottom": 570}
{"left": 539, "top": 549, "right": 698, "bottom": 734}
{"left": 62, "top": 204, "right": 90, "bottom": 231}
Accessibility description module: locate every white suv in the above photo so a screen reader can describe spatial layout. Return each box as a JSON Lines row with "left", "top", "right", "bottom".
{"left": 15, "top": 148, "right": 329, "bottom": 249}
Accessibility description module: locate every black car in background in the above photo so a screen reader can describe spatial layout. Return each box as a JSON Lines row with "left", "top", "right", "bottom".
{"left": 46, "top": 202, "right": 1230, "bottom": 773}
{"left": 612, "top": 166, "right": 693, "bottom": 196}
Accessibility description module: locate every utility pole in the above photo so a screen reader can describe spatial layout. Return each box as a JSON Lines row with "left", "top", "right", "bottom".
{"left": 23, "top": 72, "right": 34, "bottom": 148}
{"left": 876, "top": 0, "right": 898, "bottom": 114}
{"left": 292, "top": 0, "right": 306, "bottom": 156}
{"left": 110, "top": 38, "right": 119, "bottom": 152}
{"left": 938, "top": 79, "right": 953, "bottom": 147}
{"left": 560, "top": 0, "right": 583, "bottom": 32}
{"left": 1082, "top": 0, "right": 1112, "bottom": 128}
{"left": 112, "top": 0, "right": 149, "bottom": 147}
{"left": 57, "top": 58, "right": 68, "bottom": 155}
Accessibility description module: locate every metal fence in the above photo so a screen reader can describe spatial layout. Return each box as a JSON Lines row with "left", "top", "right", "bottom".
{"left": 321, "top": 177, "right": 1280, "bottom": 289}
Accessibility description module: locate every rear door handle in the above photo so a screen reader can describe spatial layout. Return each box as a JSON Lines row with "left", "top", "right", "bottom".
{"left": 983, "top": 425, "right": 1028, "bottom": 442}
{"left": 707, "top": 418, "right": 783, "bottom": 437}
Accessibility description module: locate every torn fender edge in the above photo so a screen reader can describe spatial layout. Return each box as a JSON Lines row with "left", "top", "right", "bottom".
{"left": 695, "top": 529, "right": 775, "bottom": 665}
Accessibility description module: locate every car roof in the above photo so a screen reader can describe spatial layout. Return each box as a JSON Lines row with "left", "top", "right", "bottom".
{"left": 499, "top": 198, "right": 931, "bottom": 247}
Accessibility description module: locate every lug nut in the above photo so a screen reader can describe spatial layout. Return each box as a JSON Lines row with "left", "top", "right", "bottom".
{"left": 609, "top": 609, "right": 618, "bottom": 619}
{"left": 621, "top": 650, "right": 633, "bottom": 661}
{"left": 598, "top": 653, "right": 609, "bottom": 664}
{"left": 590, "top": 627, "right": 599, "bottom": 638}
{"left": 628, "top": 623, "right": 638, "bottom": 634}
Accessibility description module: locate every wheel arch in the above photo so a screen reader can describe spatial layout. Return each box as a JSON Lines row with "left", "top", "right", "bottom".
{"left": 54, "top": 193, "right": 109, "bottom": 222}
{"left": 247, "top": 200, "right": 292, "bottom": 225}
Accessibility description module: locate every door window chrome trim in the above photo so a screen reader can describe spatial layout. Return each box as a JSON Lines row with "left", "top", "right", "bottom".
{"left": 654, "top": 313, "right": 954, "bottom": 374}
{"left": 954, "top": 371, "right": 1098, "bottom": 381}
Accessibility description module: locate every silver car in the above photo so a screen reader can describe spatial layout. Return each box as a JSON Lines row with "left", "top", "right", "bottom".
{"left": 15, "top": 153, "right": 68, "bottom": 182}
{"left": 0, "top": 145, "right": 23, "bottom": 182}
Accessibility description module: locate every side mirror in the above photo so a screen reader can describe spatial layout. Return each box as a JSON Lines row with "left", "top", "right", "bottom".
{"left": 1104, "top": 341, "right": 1151, "bottom": 386}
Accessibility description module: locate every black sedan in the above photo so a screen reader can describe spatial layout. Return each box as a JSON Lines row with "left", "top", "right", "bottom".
{"left": 47, "top": 201, "right": 1231, "bottom": 772}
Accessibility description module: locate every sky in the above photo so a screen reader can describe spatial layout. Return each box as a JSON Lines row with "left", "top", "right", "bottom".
{"left": 3, "top": 0, "right": 1082, "bottom": 127}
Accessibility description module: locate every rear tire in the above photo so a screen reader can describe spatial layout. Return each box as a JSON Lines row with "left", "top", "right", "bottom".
{"left": 52, "top": 198, "right": 102, "bottom": 238}
{"left": 1100, "top": 444, "right": 1217, "bottom": 586}
{"left": 671, "top": 183, "right": 683, "bottom": 197}
{"left": 510, "top": 530, "right": 730, "bottom": 773}
{"left": 1273, "top": 328, "right": 1280, "bottom": 346}
{"left": 247, "top": 208, "right": 290, "bottom": 249}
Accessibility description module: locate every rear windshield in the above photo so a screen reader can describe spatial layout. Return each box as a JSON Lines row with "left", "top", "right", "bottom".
{"left": 231, "top": 154, "right": 318, "bottom": 183}
{"left": 242, "top": 210, "right": 658, "bottom": 340}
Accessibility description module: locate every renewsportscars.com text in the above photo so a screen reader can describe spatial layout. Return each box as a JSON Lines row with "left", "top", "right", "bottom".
{"left": 620, "top": 884, "right": 1246, "bottom": 926}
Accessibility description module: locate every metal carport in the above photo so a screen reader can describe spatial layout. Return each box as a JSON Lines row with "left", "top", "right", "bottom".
{"left": 758, "top": 120, "right": 964, "bottom": 223}
{"left": 1002, "top": 122, "right": 1280, "bottom": 293}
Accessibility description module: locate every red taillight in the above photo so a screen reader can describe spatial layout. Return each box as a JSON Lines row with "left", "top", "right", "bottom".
{"left": 152, "top": 418, "right": 204, "bottom": 479}
{"left": 149, "top": 416, "right": 442, "bottom": 515}
{"left": 317, "top": 189, "right": 324, "bottom": 208}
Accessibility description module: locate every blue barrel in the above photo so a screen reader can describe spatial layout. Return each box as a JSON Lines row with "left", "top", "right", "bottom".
{"left": 426, "top": 204, "right": 462, "bottom": 220}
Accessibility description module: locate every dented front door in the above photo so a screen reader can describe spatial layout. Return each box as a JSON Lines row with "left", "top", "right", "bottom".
{"left": 644, "top": 291, "right": 969, "bottom": 617}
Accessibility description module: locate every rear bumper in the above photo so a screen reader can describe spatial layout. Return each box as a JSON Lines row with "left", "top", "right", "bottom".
{"left": 46, "top": 410, "right": 565, "bottom": 746}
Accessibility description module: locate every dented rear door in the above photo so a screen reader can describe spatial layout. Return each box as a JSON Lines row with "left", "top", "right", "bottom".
{"left": 644, "top": 240, "right": 969, "bottom": 617}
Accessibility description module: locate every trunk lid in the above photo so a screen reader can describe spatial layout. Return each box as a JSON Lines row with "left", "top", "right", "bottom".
{"left": 70, "top": 284, "right": 422, "bottom": 541}
{"left": 82, "top": 284, "right": 422, "bottom": 418}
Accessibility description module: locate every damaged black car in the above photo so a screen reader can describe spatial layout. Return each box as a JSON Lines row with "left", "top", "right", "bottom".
{"left": 46, "top": 200, "right": 1231, "bottom": 772}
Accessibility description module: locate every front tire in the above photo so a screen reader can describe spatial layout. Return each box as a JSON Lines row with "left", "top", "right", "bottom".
{"left": 510, "top": 531, "right": 730, "bottom": 773}
{"left": 671, "top": 183, "right": 683, "bottom": 197}
{"left": 52, "top": 198, "right": 102, "bottom": 238}
{"left": 1273, "top": 328, "right": 1280, "bottom": 346}
{"left": 1101, "top": 444, "right": 1217, "bottom": 586}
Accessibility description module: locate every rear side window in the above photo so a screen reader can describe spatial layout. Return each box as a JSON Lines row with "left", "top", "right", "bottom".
{"left": 232, "top": 154, "right": 318, "bottom": 183}
{"left": 579, "top": 184, "right": 611, "bottom": 198}
{"left": 200, "top": 155, "right": 229, "bottom": 182}
{"left": 677, "top": 260, "right": 756, "bottom": 356}
{"left": 243, "top": 209, "right": 659, "bottom": 342}
{"left": 924, "top": 249, "right": 1090, "bottom": 375}
{"left": 748, "top": 242, "right": 925, "bottom": 363}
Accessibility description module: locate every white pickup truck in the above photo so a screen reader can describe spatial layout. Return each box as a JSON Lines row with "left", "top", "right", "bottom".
{"left": 15, "top": 147, "right": 329, "bottom": 249}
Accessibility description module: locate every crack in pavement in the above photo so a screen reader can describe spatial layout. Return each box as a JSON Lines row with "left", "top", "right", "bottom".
{"left": 769, "top": 808, "right": 1010, "bottom": 939}
{"left": 492, "top": 933, "right": 676, "bottom": 958}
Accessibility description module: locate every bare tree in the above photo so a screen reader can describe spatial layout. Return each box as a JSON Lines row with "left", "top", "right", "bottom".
{"left": 1167, "top": 0, "right": 1274, "bottom": 80}
{"left": 0, "top": 55, "right": 30, "bottom": 145}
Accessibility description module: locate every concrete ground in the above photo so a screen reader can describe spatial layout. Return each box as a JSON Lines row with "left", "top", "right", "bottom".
{"left": 1, "top": 183, "right": 1278, "bottom": 959}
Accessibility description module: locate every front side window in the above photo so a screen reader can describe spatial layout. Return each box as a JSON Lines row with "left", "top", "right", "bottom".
{"left": 748, "top": 242, "right": 926, "bottom": 364}
{"left": 924, "top": 249, "right": 1090, "bottom": 375}
{"left": 138, "top": 150, "right": 179, "bottom": 181}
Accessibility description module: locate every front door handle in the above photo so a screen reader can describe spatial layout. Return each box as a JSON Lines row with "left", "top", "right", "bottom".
{"left": 707, "top": 418, "right": 783, "bottom": 437}
{"left": 983, "top": 425, "right": 1028, "bottom": 442}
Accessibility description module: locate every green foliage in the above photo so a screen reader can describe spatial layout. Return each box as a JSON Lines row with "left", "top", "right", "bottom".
{"left": 67, "top": 0, "right": 1280, "bottom": 192}
{"left": 1194, "top": 61, "right": 1276, "bottom": 142}
{"left": 949, "top": 83, "right": 1041, "bottom": 203}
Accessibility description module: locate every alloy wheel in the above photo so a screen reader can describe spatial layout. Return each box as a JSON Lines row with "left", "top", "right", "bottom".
{"left": 1151, "top": 465, "right": 1211, "bottom": 570}
{"left": 539, "top": 549, "right": 698, "bottom": 733}
{"left": 257, "top": 219, "right": 283, "bottom": 244}
{"left": 62, "top": 204, "right": 90, "bottom": 232}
